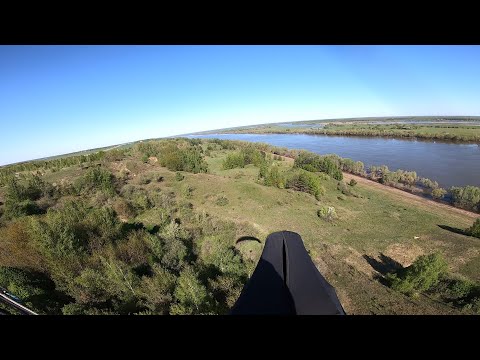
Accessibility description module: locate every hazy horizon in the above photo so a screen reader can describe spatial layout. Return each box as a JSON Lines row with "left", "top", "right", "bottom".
{"left": 2, "top": 45, "right": 480, "bottom": 165}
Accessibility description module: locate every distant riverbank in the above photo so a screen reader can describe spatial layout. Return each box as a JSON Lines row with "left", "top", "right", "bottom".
{"left": 213, "top": 123, "right": 480, "bottom": 143}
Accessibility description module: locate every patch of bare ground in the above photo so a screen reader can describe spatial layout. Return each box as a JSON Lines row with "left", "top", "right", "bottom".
{"left": 383, "top": 243, "right": 426, "bottom": 267}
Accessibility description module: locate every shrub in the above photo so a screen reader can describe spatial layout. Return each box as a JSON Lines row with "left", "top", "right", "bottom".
{"left": 431, "top": 187, "right": 447, "bottom": 200}
{"left": 337, "top": 181, "right": 353, "bottom": 196}
{"left": 0, "top": 266, "right": 61, "bottom": 313}
{"left": 449, "top": 186, "right": 480, "bottom": 211}
{"left": 420, "top": 177, "right": 439, "bottom": 190}
{"left": 138, "top": 174, "right": 152, "bottom": 185}
{"left": 446, "top": 278, "right": 477, "bottom": 301}
{"left": 286, "top": 170, "right": 325, "bottom": 200}
{"left": 137, "top": 264, "right": 176, "bottom": 314}
{"left": 349, "top": 179, "right": 357, "bottom": 187}
{"left": 75, "top": 167, "right": 116, "bottom": 196}
{"left": 467, "top": 218, "right": 480, "bottom": 238}
{"left": 175, "top": 172, "right": 185, "bottom": 181}
{"left": 264, "top": 166, "right": 286, "bottom": 189}
{"left": 258, "top": 161, "right": 269, "bottom": 179}
{"left": 182, "top": 185, "right": 194, "bottom": 199}
{"left": 385, "top": 253, "right": 448, "bottom": 296}
{"left": 317, "top": 206, "right": 337, "bottom": 221}
{"left": 240, "top": 146, "right": 265, "bottom": 167}
{"left": 223, "top": 152, "right": 245, "bottom": 170}
{"left": 170, "top": 266, "right": 212, "bottom": 315}
{"left": 113, "top": 198, "right": 136, "bottom": 220}
{"left": 4, "top": 199, "right": 41, "bottom": 219}
{"left": 216, "top": 196, "right": 229, "bottom": 206}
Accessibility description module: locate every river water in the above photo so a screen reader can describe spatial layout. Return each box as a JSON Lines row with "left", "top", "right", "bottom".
{"left": 187, "top": 133, "right": 480, "bottom": 188}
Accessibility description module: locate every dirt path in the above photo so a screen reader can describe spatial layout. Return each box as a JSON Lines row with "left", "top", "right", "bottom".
{"left": 343, "top": 172, "right": 479, "bottom": 220}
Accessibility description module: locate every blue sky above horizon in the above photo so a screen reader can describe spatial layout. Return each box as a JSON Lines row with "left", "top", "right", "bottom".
{"left": 1, "top": 45, "right": 480, "bottom": 165}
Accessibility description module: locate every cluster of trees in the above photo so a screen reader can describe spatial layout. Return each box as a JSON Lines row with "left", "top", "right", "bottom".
{"left": 467, "top": 219, "right": 480, "bottom": 238}
{"left": 450, "top": 186, "right": 480, "bottom": 212}
{"left": 338, "top": 158, "right": 365, "bottom": 176}
{"left": 1, "top": 175, "right": 57, "bottom": 220}
{"left": 0, "top": 200, "right": 251, "bottom": 314}
{"left": 135, "top": 140, "right": 208, "bottom": 174}
{"left": 386, "top": 253, "right": 480, "bottom": 313}
{"left": 0, "top": 149, "right": 128, "bottom": 187}
{"left": 293, "top": 151, "right": 343, "bottom": 180}
{"left": 0, "top": 182, "right": 251, "bottom": 315}
{"left": 0, "top": 139, "right": 261, "bottom": 314}
{"left": 367, "top": 165, "right": 450, "bottom": 200}
{"left": 222, "top": 145, "right": 267, "bottom": 170}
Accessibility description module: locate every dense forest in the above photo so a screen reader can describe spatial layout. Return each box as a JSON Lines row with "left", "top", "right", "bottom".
{"left": 1, "top": 138, "right": 480, "bottom": 315}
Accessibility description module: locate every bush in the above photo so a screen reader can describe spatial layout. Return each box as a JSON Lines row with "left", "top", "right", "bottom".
{"left": 337, "top": 181, "right": 356, "bottom": 197}
{"left": 467, "top": 218, "right": 480, "bottom": 238}
{"left": 264, "top": 166, "right": 286, "bottom": 189}
{"left": 113, "top": 198, "right": 136, "bottom": 220}
{"left": 286, "top": 170, "right": 324, "bottom": 199}
{"left": 75, "top": 167, "right": 116, "bottom": 196}
{"left": 240, "top": 146, "right": 265, "bottom": 167}
{"left": 258, "top": 161, "right": 269, "bottom": 179}
{"left": 450, "top": 186, "right": 480, "bottom": 211}
{"left": 0, "top": 266, "right": 63, "bottom": 314}
{"left": 216, "top": 196, "right": 229, "bottom": 206}
{"left": 386, "top": 253, "right": 448, "bottom": 296}
{"left": 294, "top": 152, "right": 343, "bottom": 180}
{"left": 170, "top": 266, "right": 212, "bottom": 315}
{"left": 431, "top": 187, "right": 447, "bottom": 200}
{"left": 175, "top": 172, "right": 185, "bottom": 181}
{"left": 349, "top": 179, "right": 357, "bottom": 187}
{"left": 4, "top": 199, "right": 41, "bottom": 219}
{"left": 223, "top": 152, "right": 245, "bottom": 170}
{"left": 182, "top": 185, "right": 194, "bottom": 199}
{"left": 317, "top": 206, "right": 337, "bottom": 222}
{"left": 137, "top": 264, "right": 176, "bottom": 314}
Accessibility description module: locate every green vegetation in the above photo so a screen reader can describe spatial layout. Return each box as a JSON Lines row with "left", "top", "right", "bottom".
{"left": 467, "top": 219, "right": 480, "bottom": 238}
{"left": 317, "top": 206, "right": 337, "bottom": 222}
{"left": 294, "top": 152, "right": 343, "bottom": 180}
{"left": 286, "top": 170, "right": 325, "bottom": 200}
{"left": 222, "top": 146, "right": 265, "bottom": 170}
{"left": 1, "top": 137, "right": 480, "bottom": 315}
{"left": 215, "top": 119, "right": 480, "bottom": 143}
{"left": 385, "top": 253, "right": 480, "bottom": 313}
{"left": 450, "top": 186, "right": 480, "bottom": 212}
{"left": 386, "top": 253, "right": 448, "bottom": 296}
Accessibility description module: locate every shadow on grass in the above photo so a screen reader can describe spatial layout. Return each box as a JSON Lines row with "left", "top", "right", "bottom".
{"left": 363, "top": 254, "right": 403, "bottom": 286}
{"left": 236, "top": 236, "right": 261, "bottom": 244}
{"left": 122, "top": 222, "right": 160, "bottom": 234}
{"left": 438, "top": 224, "right": 467, "bottom": 236}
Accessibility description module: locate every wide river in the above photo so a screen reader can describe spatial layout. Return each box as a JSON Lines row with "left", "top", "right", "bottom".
{"left": 187, "top": 133, "right": 480, "bottom": 188}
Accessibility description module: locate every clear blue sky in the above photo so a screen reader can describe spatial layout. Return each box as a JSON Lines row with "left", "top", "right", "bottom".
{"left": 1, "top": 45, "right": 480, "bottom": 166}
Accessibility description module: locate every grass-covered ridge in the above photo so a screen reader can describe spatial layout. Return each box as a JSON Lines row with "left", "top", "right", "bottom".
{"left": 1, "top": 137, "right": 480, "bottom": 314}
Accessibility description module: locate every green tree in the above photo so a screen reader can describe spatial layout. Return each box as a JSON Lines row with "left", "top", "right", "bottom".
{"left": 386, "top": 253, "right": 448, "bottom": 296}
{"left": 170, "top": 266, "right": 212, "bottom": 315}
{"left": 431, "top": 187, "right": 447, "bottom": 199}
{"left": 467, "top": 218, "right": 480, "bottom": 238}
